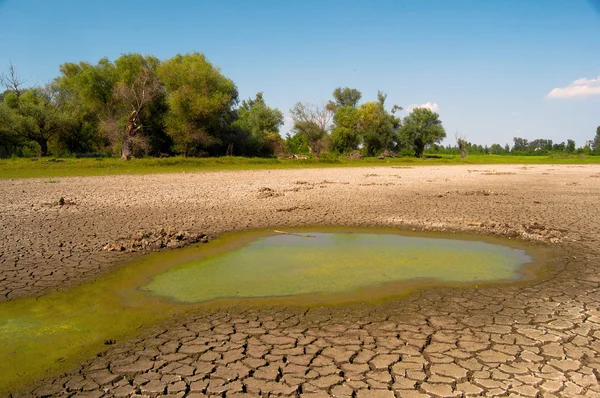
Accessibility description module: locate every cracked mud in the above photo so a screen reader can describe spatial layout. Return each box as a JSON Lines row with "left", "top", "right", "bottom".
{"left": 2, "top": 164, "right": 600, "bottom": 397}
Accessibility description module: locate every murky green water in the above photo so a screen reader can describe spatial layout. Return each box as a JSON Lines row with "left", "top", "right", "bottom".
{"left": 0, "top": 229, "right": 537, "bottom": 394}
{"left": 143, "top": 232, "right": 532, "bottom": 302}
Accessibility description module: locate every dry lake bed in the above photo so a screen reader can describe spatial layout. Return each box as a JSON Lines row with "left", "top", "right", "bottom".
{"left": 1, "top": 164, "right": 600, "bottom": 397}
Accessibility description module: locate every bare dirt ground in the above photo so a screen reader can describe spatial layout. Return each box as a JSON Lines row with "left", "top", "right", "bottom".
{"left": 3, "top": 164, "right": 600, "bottom": 397}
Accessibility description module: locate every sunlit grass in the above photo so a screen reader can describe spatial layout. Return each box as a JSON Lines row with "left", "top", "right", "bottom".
{"left": 0, "top": 154, "right": 598, "bottom": 179}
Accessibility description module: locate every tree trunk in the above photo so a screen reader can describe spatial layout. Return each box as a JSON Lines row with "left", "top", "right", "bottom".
{"left": 121, "top": 135, "right": 133, "bottom": 160}
{"left": 121, "top": 110, "right": 140, "bottom": 160}
{"left": 414, "top": 142, "right": 425, "bottom": 158}
{"left": 38, "top": 139, "right": 49, "bottom": 157}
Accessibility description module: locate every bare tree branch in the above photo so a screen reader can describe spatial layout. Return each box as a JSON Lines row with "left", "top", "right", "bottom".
{"left": 0, "top": 62, "right": 27, "bottom": 97}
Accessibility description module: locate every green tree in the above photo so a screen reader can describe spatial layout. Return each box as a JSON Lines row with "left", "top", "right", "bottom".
{"left": 553, "top": 142, "right": 566, "bottom": 152}
{"left": 351, "top": 91, "right": 402, "bottom": 157}
{"left": 592, "top": 126, "right": 600, "bottom": 153}
{"left": 398, "top": 107, "right": 446, "bottom": 157}
{"left": 290, "top": 102, "right": 332, "bottom": 157}
{"left": 0, "top": 101, "right": 22, "bottom": 157}
{"left": 112, "top": 54, "right": 164, "bottom": 159}
{"left": 326, "top": 87, "right": 362, "bottom": 111}
{"left": 158, "top": 53, "right": 238, "bottom": 156}
{"left": 55, "top": 55, "right": 165, "bottom": 159}
{"left": 285, "top": 132, "right": 308, "bottom": 154}
{"left": 54, "top": 58, "right": 118, "bottom": 154}
{"left": 330, "top": 105, "right": 361, "bottom": 154}
{"left": 3, "top": 85, "right": 70, "bottom": 156}
{"left": 512, "top": 137, "right": 528, "bottom": 153}
{"left": 490, "top": 143, "right": 504, "bottom": 155}
{"left": 356, "top": 100, "right": 399, "bottom": 156}
{"left": 232, "top": 92, "right": 284, "bottom": 156}
{"left": 1, "top": 64, "right": 31, "bottom": 156}
{"left": 566, "top": 139, "right": 576, "bottom": 153}
{"left": 328, "top": 87, "right": 363, "bottom": 154}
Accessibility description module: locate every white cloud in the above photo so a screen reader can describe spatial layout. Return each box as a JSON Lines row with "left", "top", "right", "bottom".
{"left": 547, "top": 76, "right": 600, "bottom": 99}
{"left": 282, "top": 113, "right": 294, "bottom": 125}
{"left": 407, "top": 102, "right": 439, "bottom": 113}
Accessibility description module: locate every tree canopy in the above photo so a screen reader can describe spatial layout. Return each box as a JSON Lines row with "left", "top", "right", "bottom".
{"left": 157, "top": 53, "right": 239, "bottom": 156}
{"left": 0, "top": 55, "right": 596, "bottom": 159}
{"left": 327, "top": 87, "right": 362, "bottom": 111}
{"left": 398, "top": 108, "right": 446, "bottom": 157}
{"left": 232, "top": 92, "right": 284, "bottom": 156}
{"left": 593, "top": 126, "right": 600, "bottom": 153}
{"left": 290, "top": 102, "right": 332, "bottom": 157}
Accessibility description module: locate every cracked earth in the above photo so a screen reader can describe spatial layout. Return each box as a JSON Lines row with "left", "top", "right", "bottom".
{"left": 2, "top": 164, "right": 600, "bottom": 397}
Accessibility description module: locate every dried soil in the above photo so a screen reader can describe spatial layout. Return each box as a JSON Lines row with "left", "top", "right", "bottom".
{"left": 3, "top": 164, "right": 600, "bottom": 397}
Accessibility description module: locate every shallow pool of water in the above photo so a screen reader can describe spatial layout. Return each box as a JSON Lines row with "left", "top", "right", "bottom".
{"left": 143, "top": 232, "right": 532, "bottom": 302}
{"left": 0, "top": 228, "right": 540, "bottom": 394}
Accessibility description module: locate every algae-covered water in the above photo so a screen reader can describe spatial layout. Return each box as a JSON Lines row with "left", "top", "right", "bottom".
{"left": 144, "top": 232, "right": 531, "bottom": 302}
{"left": 0, "top": 229, "right": 538, "bottom": 394}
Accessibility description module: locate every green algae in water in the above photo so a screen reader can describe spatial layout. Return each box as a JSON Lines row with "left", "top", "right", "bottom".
{"left": 143, "top": 232, "right": 532, "bottom": 302}
{"left": 0, "top": 229, "right": 536, "bottom": 395}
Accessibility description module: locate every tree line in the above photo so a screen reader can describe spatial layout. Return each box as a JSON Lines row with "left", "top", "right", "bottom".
{"left": 0, "top": 53, "right": 598, "bottom": 159}
{"left": 430, "top": 134, "right": 599, "bottom": 157}
{"left": 0, "top": 53, "right": 285, "bottom": 159}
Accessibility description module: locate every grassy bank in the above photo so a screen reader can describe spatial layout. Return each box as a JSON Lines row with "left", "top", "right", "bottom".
{"left": 0, "top": 154, "right": 599, "bottom": 179}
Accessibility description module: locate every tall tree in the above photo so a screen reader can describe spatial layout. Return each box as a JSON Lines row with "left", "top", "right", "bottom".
{"left": 566, "top": 139, "right": 576, "bottom": 153}
{"left": 113, "top": 54, "right": 163, "bottom": 159}
{"left": 356, "top": 100, "right": 399, "bottom": 156}
{"left": 329, "top": 87, "right": 362, "bottom": 154}
{"left": 512, "top": 137, "right": 528, "bottom": 152}
{"left": 592, "top": 126, "right": 600, "bottom": 153}
{"left": 330, "top": 105, "right": 361, "bottom": 154}
{"left": 158, "top": 53, "right": 238, "bottom": 156}
{"left": 55, "top": 54, "right": 166, "bottom": 158}
{"left": 3, "top": 85, "right": 70, "bottom": 156}
{"left": 290, "top": 102, "right": 332, "bottom": 157}
{"left": 490, "top": 143, "right": 504, "bottom": 155}
{"left": 326, "top": 87, "right": 362, "bottom": 111}
{"left": 0, "top": 101, "right": 21, "bottom": 157}
{"left": 398, "top": 108, "right": 446, "bottom": 157}
{"left": 232, "top": 92, "right": 284, "bottom": 156}
{"left": 54, "top": 58, "right": 118, "bottom": 154}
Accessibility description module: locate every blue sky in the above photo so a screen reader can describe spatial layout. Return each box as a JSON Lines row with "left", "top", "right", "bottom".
{"left": 1, "top": 0, "right": 599, "bottom": 147}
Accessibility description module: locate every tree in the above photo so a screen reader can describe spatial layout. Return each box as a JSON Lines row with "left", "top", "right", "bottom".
{"left": 330, "top": 105, "right": 361, "bottom": 154}
{"left": 326, "top": 87, "right": 362, "bottom": 111}
{"left": 3, "top": 85, "right": 70, "bottom": 156}
{"left": 399, "top": 108, "right": 446, "bottom": 157}
{"left": 54, "top": 58, "right": 118, "bottom": 154}
{"left": 290, "top": 102, "right": 332, "bottom": 157}
{"left": 0, "top": 101, "right": 21, "bottom": 157}
{"left": 512, "top": 137, "right": 528, "bottom": 152}
{"left": 593, "top": 126, "right": 600, "bottom": 153}
{"left": 158, "top": 53, "right": 238, "bottom": 156}
{"left": 328, "top": 87, "right": 362, "bottom": 154}
{"left": 528, "top": 139, "right": 552, "bottom": 152}
{"left": 285, "top": 132, "right": 308, "bottom": 154}
{"left": 0, "top": 62, "right": 26, "bottom": 97}
{"left": 356, "top": 99, "right": 400, "bottom": 156}
{"left": 490, "top": 143, "right": 504, "bottom": 155}
{"left": 553, "top": 142, "right": 566, "bottom": 152}
{"left": 54, "top": 54, "right": 165, "bottom": 159}
{"left": 566, "top": 139, "right": 576, "bottom": 153}
{"left": 455, "top": 133, "right": 468, "bottom": 158}
{"left": 113, "top": 54, "right": 163, "bottom": 159}
{"left": 232, "top": 92, "right": 284, "bottom": 156}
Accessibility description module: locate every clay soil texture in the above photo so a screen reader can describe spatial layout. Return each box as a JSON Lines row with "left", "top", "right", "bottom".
{"left": 2, "top": 164, "right": 600, "bottom": 397}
